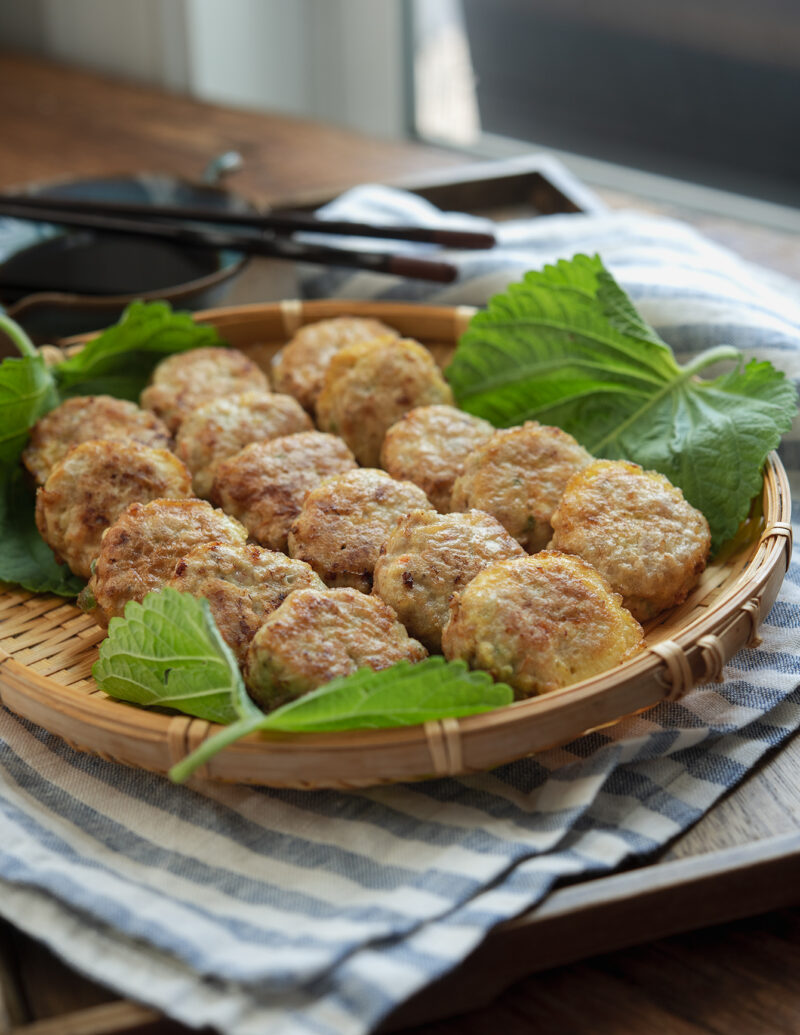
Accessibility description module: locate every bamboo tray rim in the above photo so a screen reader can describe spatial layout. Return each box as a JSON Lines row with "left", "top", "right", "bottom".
{"left": 0, "top": 298, "right": 794, "bottom": 788}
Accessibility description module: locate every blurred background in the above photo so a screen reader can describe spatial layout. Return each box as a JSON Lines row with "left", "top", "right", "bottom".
{"left": 2, "top": 0, "right": 798, "bottom": 219}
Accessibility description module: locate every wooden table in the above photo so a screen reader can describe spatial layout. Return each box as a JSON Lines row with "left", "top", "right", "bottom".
{"left": 1, "top": 52, "right": 799, "bottom": 1035}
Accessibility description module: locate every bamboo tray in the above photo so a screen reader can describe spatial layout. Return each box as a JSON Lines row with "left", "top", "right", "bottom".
{"left": 0, "top": 300, "right": 793, "bottom": 789}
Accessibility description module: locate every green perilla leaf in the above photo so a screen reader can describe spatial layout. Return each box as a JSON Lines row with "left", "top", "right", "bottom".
{"left": 446, "top": 254, "right": 798, "bottom": 549}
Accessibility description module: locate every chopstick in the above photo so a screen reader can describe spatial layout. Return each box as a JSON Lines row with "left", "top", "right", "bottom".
{"left": 0, "top": 193, "right": 496, "bottom": 250}
{"left": 0, "top": 200, "right": 459, "bottom": 284}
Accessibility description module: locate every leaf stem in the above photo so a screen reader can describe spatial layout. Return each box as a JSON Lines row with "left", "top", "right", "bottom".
{"left": 0, "top": 313, "right": 38, "bottom": 358}
{"left": 590, "top": 345, "right": 742, "bottom": 453}
{"left": 681, "top": 345, "right": 741, "bottom": 377}
{"left": 168, "top": 714, "right": 265, "bottom": 783}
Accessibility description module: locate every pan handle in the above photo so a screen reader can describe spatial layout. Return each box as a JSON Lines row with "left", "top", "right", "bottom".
{"left": 202, "top": 151, "right": 244, "bottom": 186}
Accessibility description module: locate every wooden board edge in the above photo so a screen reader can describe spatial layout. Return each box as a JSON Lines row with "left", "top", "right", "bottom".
{"left": 9, "top": 999, "right": 164, "bottom": 1035}
{"left": 278, "top": 153, "right": 607, "bottom": 216}
{"left": 381, "top": 831, "right": 800, "bottom": 1030}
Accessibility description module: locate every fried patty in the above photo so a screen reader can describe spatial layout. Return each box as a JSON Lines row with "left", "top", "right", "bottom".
{"left": 35, "top": 440, "right": 192, "bottom": 578}
{"left": 549, "top": 459, "right": 711, "bottom": 621}
{"left": 211, "top": 431, "right": 357, "bottom": 552}
{"left": 140, "top": 347, "right": 269, "bottom": 433}
{"left": 288, "top": 469, "right": 431, "bottom": 593}
{"left": 23, "top": 396, "right": 171, "bottom": 486}
{"left": 380, "top": 404, "right": 494, "bottom": 512}
{"left": 451, "top": 421, "right": 593, "bottom": 551}
{"left": 373, "top": 508, "right": 526, "bottom": 651}
{"left": 85, "top": 498, "right": 248, "bottom": 625}
{"left": 272, "top": 316, "right": 399, "bottom": 411}
{"left": 316, "top": 337, "right": 453, "bottom": 466}
{"left": 442, "top": 551, "right": 644, "bottom": 697}
{"left": 168, "top": 540, "right": 324, "bottom": 664}
{"left": 175, "top": 391, "right": 313, "bottom": 498}
{"left": 245, "top": 587, "right": 427, "bottom": 709}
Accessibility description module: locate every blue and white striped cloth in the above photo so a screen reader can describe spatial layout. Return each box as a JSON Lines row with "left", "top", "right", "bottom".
{"left": 1, "top": 178, "right": 799, "bottom": 1035}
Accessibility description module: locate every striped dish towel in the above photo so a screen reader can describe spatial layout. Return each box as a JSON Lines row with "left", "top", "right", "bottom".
{"left": 2, "top": 183, "right": 800, "bottom": 1035}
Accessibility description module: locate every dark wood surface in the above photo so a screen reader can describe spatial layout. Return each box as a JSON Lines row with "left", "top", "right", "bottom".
{"left": 6, "top": 902, "right": 800, "bottom": 1035}
{"left": 1, "top": 51, "right": 800, "bottom": 1035}
{"left": 0, "top": 53, "right": 462, "bottom": 208}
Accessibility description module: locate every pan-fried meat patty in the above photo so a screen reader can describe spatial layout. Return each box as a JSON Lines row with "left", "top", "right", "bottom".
{"left": 451, "top": 421, "right": 592, "bottom": 551}
{"left": 35, "top": 440, "right": 192, "bottom": 578}
{"left": 380, "top": 405, "right": 494, "bottom": 512}
{"left": 442, "top": 552, "right": 644, "bottom": 697}
{"left": 84, "top": 498, "right": 247, "bottom": 625}
{"left": 272, "top": 315, "right": 399, "bottom": 411}
{"left": 245, "top": 587, "right": 427, "bottom": 709}
{"left": 316, "top": 337, "right": 453, "bottom": 467}
{"left": 373, "top": 508, "right": 525, "bottom": 651}
{"left": 140, "top": 347, "right": 269, "bottom": 432}
{"left": 168, "top": 541, "right": 324, "bottom": 664}
{"left": 23, "top": 395, "right": 171, "bottom": 485}
{"left": 549, "top": 459, "right": 711, "bottom": 621}
{"left": 211, "top": 431, "right": 357, "bottom": 552}
{"left": 175, "top": 391, "right": 312, "bottom": 497}
{"left": 288, "top": 469, "right": 431, "bottom": 593}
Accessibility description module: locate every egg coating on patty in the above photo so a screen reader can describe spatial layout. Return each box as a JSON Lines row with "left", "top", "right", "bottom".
{"left": 245, "top": 587, "right": 427, "bottom": 709}
{"left": 316, "top": 337, "right": 453, "bottom": 467}
{"left": 380, "top": 404, "right": 494, "bottom": 513}
{"left": 211, "top": 431, "right": 357, "bottom": 552}
{"left": 288, "top": 469, "right": 431, "bottom": 593}
{"left": 549, "top": 459, "right": 711, "bottom": 621}
{"left": 175, "top": 391, "right": 313, "bottom": 498}
{"left": 85, "top": 498, "right": 247, "bottom": 625}
{"left": 442, "top": 551, "right": 644, "bottom": 697}
{"left": 35, "top": 440, "right": 192, "bottom": 579}
{"left": 23, "top": 395, "right": 172, "bottom": 486}
{"left": 373, "top": 508, "right": 526, "bottom": 651}
{"left": 168, "top": 541, "right": 324, "bottom": 664}
{"left": 272, "top": 315, "right": 399, "bottom": 412}
{"left": 140, "top": 347, "right": 269, "bottom": 433}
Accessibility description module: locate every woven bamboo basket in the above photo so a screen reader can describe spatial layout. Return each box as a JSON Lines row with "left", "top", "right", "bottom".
{"left": 0, "top": 300, "right": 793, "bottom": 789}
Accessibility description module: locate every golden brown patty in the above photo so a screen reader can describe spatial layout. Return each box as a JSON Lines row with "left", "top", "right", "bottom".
{"left": 316, "top": 337, "right": 453, "bottom": 467}
{"left": 35, "top": 440, "right": 192, "bottom": 579}
{"left": 175, "top": 391, "right": 313, "bottom": 498}
{"left": 442, "top": 552, "right": 644, "bottom": 697}
{"left": 288, "top": 469, "right": 431, "bottom": 593}
{"left": 23, "top": 396, "right": 171, "bottom": 486}
{"left": 373, "top": 508, "right": 526, "bottom": 651}
{"left": 211, "top": 431, "right": 357, "bottom": 552}
{"left": 550, "top": 459, "right": 711, "bottom": 621}
{"left": 272, "top": 316, "right": 399, "bottom": 412}
{"left": 86, "top": 498, "right": 247, "bottom": 625}
{"left": 245, "top": 587, "right": 427, "bottom": 709}
{"left": 168, "top": 540, "right": 324, "bottom": 664}
{"left": 380, "top": 405, "right": 494, "bottom": 513}
{"left": 140, "top": 347, "right": 269, "bottom": 433}
{"left": 450, "top": 421, "right": 593, "bottom": 551}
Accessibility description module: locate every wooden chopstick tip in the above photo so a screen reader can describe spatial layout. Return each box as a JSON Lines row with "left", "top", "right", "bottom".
{"left": 388, "top": 255, "right": 459, "bottom": 283}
